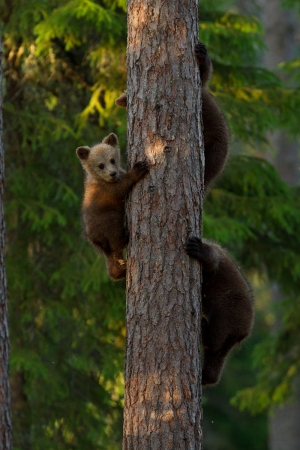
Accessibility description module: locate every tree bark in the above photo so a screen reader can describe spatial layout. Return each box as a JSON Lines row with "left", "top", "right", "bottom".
{"left": 123, "top": 1, "right": 204, "bottom": 449}
{"left": 0, "top": 33, "right": 12, "bottom": 450}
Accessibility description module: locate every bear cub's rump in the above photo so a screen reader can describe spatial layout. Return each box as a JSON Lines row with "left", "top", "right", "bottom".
{"left": 186, "top": 237, "right": 254, "bottom": 386}
{"left": 76, "top": 133, "right": 149, "bottom": 280}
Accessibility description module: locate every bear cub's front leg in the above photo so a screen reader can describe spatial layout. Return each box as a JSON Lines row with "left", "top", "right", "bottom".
{"left": 131, "top": 161, "right": 150, "bottom": 182}
{"left": 185, "top": 237, "right": 219, "bottom": 272}
{"left": 195, "top": 42, "right": 211, "bottom": 86}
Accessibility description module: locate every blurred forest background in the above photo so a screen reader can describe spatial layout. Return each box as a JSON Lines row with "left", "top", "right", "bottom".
{"left": 1, "top": 0, "right": 300, "bottom": 448}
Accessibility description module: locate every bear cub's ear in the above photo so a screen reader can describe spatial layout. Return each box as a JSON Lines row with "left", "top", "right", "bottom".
{"left": 115, "top": 92, "right": 127, "bottom": 108}
{"left": 76, "top": 146, "right": 91, "bottom": 161}
{"left": 102, "top": 133, "right": 118, "bottom": 147}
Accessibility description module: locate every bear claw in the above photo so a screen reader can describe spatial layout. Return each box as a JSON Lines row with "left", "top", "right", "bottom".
{"left": 195, "top": 42, "right": 208, "bottom": 64}
{"left": 134, "top": 161, "right": 149, "bottom": 173}
{"left": 185, "top": 236, "right": 202, "bottom": 259}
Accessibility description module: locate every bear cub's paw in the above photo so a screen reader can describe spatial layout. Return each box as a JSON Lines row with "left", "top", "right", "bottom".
{"left": 195, "top": 42, "right": 208, "bottom": 65}
{"left": 133, "top": 160, "right": 149, "bottom": 176}
{"left": 185, "top": 236, "right": 202, "bottom": 260}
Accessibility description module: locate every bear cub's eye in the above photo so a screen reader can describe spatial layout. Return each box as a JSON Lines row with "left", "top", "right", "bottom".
{"left": 110, "top": 158, "right": 115, "bottom": 165}
{"left": 99, "top": 163, "right": 105, "bottom": 170}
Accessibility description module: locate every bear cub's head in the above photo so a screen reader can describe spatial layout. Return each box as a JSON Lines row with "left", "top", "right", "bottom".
{"left": 76, "top": 133, "right": 121, "bottom": 183}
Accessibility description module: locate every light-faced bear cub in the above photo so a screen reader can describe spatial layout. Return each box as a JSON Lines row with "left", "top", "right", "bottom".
{"left": 186, "top": 237, "right": 254, "bottom": 386}
{"left": 76, "top": 133, "right": 149, "bottom": 280}
{"left": 115, "top": 42, "right": 229, "bottom": 193}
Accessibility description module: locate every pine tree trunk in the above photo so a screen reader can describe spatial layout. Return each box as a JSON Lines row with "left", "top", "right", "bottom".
{"left": 123, "top": 1, "right": 204, "bottom": 449}
{"left": 0, "top": 33, "right": 12, "bottom": 450}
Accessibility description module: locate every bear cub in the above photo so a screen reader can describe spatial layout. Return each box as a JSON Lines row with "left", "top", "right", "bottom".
{"left": 115, "top": 42, "right": 229, "bottom": 193}
{"left": 186, "top": 237, "right": 254, "bottom": 386}
{"left": 76, "top": 133, "right": 149, "bottom": 280}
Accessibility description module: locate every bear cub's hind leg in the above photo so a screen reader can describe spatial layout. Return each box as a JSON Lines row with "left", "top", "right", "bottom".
{"left": 106, "top": 252, "right": 127, "bottom": 281}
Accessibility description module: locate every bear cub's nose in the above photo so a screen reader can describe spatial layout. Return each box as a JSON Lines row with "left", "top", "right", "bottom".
{"left": 110, "top": 171, "right": 117, "bottom": 177}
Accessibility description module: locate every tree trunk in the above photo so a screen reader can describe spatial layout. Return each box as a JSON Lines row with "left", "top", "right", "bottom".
{"left": 123, "top": 1, "right": 204, "bottom": 449}
{"left": 0, "top": 33, "right": 12, "bottom": 450}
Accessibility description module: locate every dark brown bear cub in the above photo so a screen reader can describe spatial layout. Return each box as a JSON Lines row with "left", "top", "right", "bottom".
{"left": 115, "top": 42, "right": 229, "bottom": 193}
{"left": 186, "top": 237, "right": 254, "bottom": 386}
{"left": 76, "top": 133, "right": 149, "bottom": 280}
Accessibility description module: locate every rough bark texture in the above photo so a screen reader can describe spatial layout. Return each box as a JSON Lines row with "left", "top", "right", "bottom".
{"left": 123, "top": 1, "right": 204, "bottom": 449}
{"left": 0, "top": 34, "right": 12, "bottom": 450}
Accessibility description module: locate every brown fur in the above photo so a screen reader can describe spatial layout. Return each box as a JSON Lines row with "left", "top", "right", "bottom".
{"left": 186, "top": 237, "right": 254, "bottom": 386}
{"left": 115, "top": 42, "right": 229, "bottom": 193}
{"left": 76, "top": 133, "right": 149, "bottom": 280}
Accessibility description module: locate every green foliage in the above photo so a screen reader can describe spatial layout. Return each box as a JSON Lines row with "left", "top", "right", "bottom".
{"left": 35, "top": 0, "right": 127, "bottom": 52}
{"left": 201, "top": 4, "right": 300, "bottom": 142}
{"left": 3, "top": 0, "right": 127, "bottom": 447}
{"left": 231, "top": 291, "right": 300, "bottom": 414}
{"left": 203, "top": 309, "right": 268, "bottom": 449}
{"left": 201, "top": 11, "right": 265, "bottom": 65}
{"left": 282, "top": 0, "right": 300, "bottom": 11}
